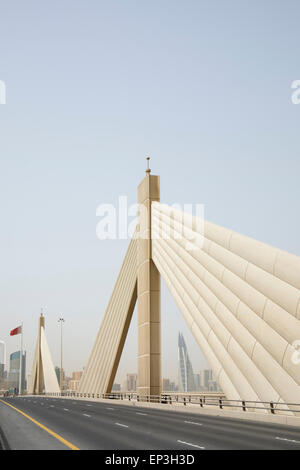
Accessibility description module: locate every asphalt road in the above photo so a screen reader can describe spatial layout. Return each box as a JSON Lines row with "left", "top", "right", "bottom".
{"left": 0, "top": 396, "right": 300, "bottom": 450}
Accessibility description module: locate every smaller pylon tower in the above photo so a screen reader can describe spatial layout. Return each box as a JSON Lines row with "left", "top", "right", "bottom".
{"left": 29, "top": 311, "right": 60, "bottom": 395}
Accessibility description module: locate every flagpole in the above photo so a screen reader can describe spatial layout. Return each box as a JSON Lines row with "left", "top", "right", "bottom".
{"left": 19, "top": 322, "right": 23, "bottom": 395}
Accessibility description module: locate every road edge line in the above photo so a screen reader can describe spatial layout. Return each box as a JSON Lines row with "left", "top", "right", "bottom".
{"left": 0, "top": 399, "right": 79, "bottom": 450}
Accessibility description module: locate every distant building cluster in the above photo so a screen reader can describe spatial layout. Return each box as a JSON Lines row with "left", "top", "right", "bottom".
{"left": 177, "top": 332, "right": 221, "bottom": 393}
{"left": 0, "top": 343, "right": 27, "bottom": 394}
{"left": 111, "top": 333, "right": 222, "bottom": 394}
{"left": 0, "top": 341, "right": 85, "bottom": 395}
{"left": 54, "top": 367, "right": 83, "bottom": 391}
{"left": 162, "top": 378, "right": 178, "bottom": 392}
{"left": 110, "top": 374, "right": 138, "bottom": 393}
{"left": 69, "top": 371, "right": 83, "bottom": 391}
{"left": 0, "top": 332, "right": 221, "bottom": 396}
{"left": 161, "top": 333, "right": 222, "bottom": 393}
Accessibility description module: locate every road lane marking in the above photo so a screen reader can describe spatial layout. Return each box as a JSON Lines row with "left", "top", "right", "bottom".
{"left": 86, "top": 404, "right": 92, "bottom": 407}
{"left": 184, "top": 421, "right": 203, "bottom": 426}
{"left": 0, "top": 399, "right": 79, "bottom": 450}
{"left": 63, "top": 408, "right": 69, "bottom": 411}
{"left": 50, "top": 405, "right": 55, "bottom": 408}
{"left": 83, "top": 414, "right": 91, "bottom": 417}
{"left": 115, "top": 422, "right": 129, "bottom": 428}
{"left": 275, "top": 437, "right": 300, "bottom": 445}
{"left": 177, "top": 440, "right": 205, "bottom": 449}
{"left": 136, "top": 412, "right": 148, "bottom": 416}
{"left": 106, "top": 407, "right": 114, "bottom": 410}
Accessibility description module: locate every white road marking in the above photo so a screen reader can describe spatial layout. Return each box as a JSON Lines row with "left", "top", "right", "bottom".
{"left": 86, "top": 404, "right": 92, "bottom": 407}
{"left": 50, "top": 405, "right": 55, "bottom": 408}
{"left": 106, "top": 407, "right": 114, "bottom": 410}
{"left": 275, "top": 437, "right": 300, "bottom": 445}
{"left": 177, "top": 440, "right": 205, "bottom": 449}
{"left": 83, "top": 414, "right": 91, "bottom": 417}
{"left": 63, "top": 408, "right": 69, "bottom": 411}
{"left": 115, "top": 422, "right": 129, "bottom": 428}
{"left": 136, "top": 412, "right": 148, "bottom": 416}
{"left": 184, "top": 421, "right": 203, "bottom": 426}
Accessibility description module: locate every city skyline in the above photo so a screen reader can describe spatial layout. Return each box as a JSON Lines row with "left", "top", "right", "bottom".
{"left": 0, "top": 313, "right": 211, "bottom": 384}
{"left": 0, "top": 336, "right": 219, "bottom": 394}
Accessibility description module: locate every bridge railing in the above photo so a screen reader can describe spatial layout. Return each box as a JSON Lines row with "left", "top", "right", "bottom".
{"left": 100, "top": 393, "right": 300, "bottom": 415}
{"left": 43, "top": 391, "right": 300, "bottom": 415}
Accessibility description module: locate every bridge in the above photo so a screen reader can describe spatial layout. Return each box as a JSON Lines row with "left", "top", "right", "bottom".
{"left": 0, "top": 162, "right": 300, "bottom": 450}
{"left": 79, "top": 162, "right": 300, "bottom": 410}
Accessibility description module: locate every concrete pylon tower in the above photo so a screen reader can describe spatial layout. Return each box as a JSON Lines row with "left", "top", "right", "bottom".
{"left": 28, "top": 312, "right": 60, "bottom": 395}
{"left": 137, "top": 158, "right": 161, "bottom": 397}
{"left": 78, "top": 159, "right": 162, "bottom": 397}
{"left": 79, "top": 160, "right": 300, "bottom": 410}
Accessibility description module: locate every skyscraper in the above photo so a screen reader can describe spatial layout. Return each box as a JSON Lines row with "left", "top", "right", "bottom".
{"left": 127, "top": 373, "right": 137, "bottom": 392}
{"left": 178, "top": 332, "right": 196, "bottom": 392}
{"left": 199, "top": 369, "right": 222, "bottom": 392}
{"left": 123, "top": 373, "right": 137, "bottom": 392}
{"left": 8, "top": 350, "right": 26, "bottom": 393}
{"left": 0, "top": 341, "right": 5, "bottom": 378}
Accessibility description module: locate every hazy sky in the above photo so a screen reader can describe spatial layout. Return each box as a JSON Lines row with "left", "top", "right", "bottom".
{"left": 0, "top": 1, "right": 299, "bottom": 384}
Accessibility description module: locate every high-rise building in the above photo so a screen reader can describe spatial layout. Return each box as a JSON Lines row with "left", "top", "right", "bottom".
{"left": 69, "top": 371, "right": 83, "bottom": 391}
{"left": 55, "top": 366, "right": 65, "bottom": 384}
{"left": 193, "top": 373, "right": 201, "bottom": 391}
{"left": 200, "top": 369, "right": 211, "bottom": 390}
{"left": 112, "top": 383, "right": 121, "bottom": 392}
{"left": 8, "top": 350, "right": 26, "bottom": 393}
{"left": 55, "top": 367, "right": 70, "bottom": 391}
{"left": 123, "top": 373, "right": 137, "bottom": 392}
{"left": 72, "top": 371, "right": 83, "bottom": 381}
{"left": 199, "top": 369, "right": 222, "bottom": 392}
{"left": 162, "top": 378, "right": 170, "bottom": 391}
{"left": 162, "top": 378, "right": 178, "bottom": 392}
{"left": 0, "top": 341, "right": 5, "bottom": 378}
{"left": 178, "top": 332, "right": 196, "bottom": 392}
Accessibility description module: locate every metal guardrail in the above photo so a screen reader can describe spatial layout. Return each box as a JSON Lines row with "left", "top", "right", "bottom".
{"left": 43, "top": 391, "right": 300, "bottom": 415}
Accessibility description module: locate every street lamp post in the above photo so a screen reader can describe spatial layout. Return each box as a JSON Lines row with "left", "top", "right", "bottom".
{"left": 58, "top": 318, "right": 65, "bottom": 392}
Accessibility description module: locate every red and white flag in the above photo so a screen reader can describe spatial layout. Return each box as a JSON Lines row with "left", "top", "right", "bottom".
{"left": 10, "top": 326, "right": 22, "bottom": 336}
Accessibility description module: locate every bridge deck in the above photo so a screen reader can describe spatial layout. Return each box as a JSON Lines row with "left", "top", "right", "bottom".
{"left": 1, "top": 396, "right": 300, "bottom": 450}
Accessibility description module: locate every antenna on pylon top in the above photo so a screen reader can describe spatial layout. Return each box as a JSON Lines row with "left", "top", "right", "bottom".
{"left": 146, "top": 156, "right": 151, "bottom": 175}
